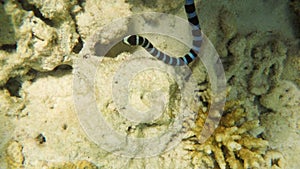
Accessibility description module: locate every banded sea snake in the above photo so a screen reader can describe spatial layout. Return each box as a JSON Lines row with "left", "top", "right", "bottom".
{"left": 123, "top": 0, "right": 202, "bottom": 66}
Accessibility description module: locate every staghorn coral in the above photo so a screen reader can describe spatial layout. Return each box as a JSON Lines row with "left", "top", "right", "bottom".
{"left": 75, "top": 160, "right": 99, "bottom": 169}
{"left": 184, "top": 101, "right": 285, "bottom": 169}
{"left": 49, "top": 162, "right": 77, "bottom": 169}
{"left": 48, "top": 160, "right": 98, "bottom": 169}
{"left": 0, "top": 0, "right": 295, "bottom": 168}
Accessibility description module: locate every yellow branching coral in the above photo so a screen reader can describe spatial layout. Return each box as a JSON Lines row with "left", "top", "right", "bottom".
{"left": 184, "top": 101, "right": 285, "bottom": 169}
{"left": 49, "top": 160, "right": 98, "bottom": 169}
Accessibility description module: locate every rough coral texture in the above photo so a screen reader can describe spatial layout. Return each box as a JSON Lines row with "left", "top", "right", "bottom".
{"left": 216, "top": 2, "right": 299, "bottom": 168}
{"left": 5, "top": 140, "right": 24, "bottom": 169}
{"left": 0, "top": 0, "right": 299, "bottom": 168}
{"left": 260, "top": 81, "right": 300, "bottom": 169}
{"left": 227, "top": 33, "right": 287, "bottom": 96}
{"left": 260, "top": 80, "right": 300, "bottom": 113}
{"left": 126, "top": 0, "right": 183, "bottom": 13}
{"left": 76, "top": 0, "right": 131, "bottom": 39}
{"left": 0, "top": 0, "right": 79, "bottom": 86}
{"left": 0, "top": 89, "right": 26, "bottom": 117}
{"left": 48, "top": 160, "right": 98, "bottom": 169}
{"left": 281, "top": 47, "right": 300, "bottom": 86}
{"left": 183, "top": 101, "right": 285, "bottom": 169}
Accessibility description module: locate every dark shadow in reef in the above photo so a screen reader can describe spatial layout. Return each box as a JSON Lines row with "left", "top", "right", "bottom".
{"left": 0, "top": 65, "right": 72, "bottom": 98}
{"left": 4, "top": 77, "right": 22, "bottom": 98}
{"left": 17, "top": 0, "right": 54, "bottom": 27}
{"left": 31, "top": 64, "right": 73, "bottom": 82}
{"left": 105, "top": 40, "right": 137, "bottom": 58}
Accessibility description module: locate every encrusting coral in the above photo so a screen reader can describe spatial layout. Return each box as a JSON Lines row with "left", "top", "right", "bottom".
{"left": 260, "top": 80, "right": 300, "bottom": 113}
{"left": 0, "top": 0, "right": 79, "bottom": 86}
{"left": 76, "top": 0, "right": 131, "bottom": 39}
{"left": 259, "top": 80, "right": 299, "bottom": 169}
{"left": 227, "top": 33, "right": 287, "bottom": 96}
{"left": 184, "top": 101, "right": 285, "bottom": 169}
{"left": 1, "top": 0, "right": 295, "bottom": 168}
{"left": 0, "top": 89, "right": 26, "bottom": 117}
{"left": 5, "top": 140, "right": 24, "bottom": 169}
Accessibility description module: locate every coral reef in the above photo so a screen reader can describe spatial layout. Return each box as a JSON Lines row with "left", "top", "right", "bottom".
{"left": 125, "top": 0, "right": 182, "bottom": 13}
{"left": 212, "top": 3, "right": 299, "bottom": 168}
{"left": 248, "top": 40, "right": 287, "bottom": 95}
{"left": 0, "top": 0, "right": 78, "bottom": 86}
{"left": 227, "top": 33, "right": 287, "bottom": 96}
{"left": 0, "top": 0, "right": 299, "bottom": 168}
{"left": 48, "top": 160, "right": 98, "bottom": 169}
{"left": 219, "top": 32, "right": 290, "bottom": 122}
{"left": 5, "top": 140, "right": 24, "bottom": 169}
{"left": 281, "top": 48, "right": 300, "bottom": 86}
{"left": 259, "top": 80, "right": 300, "bottom": 169}
{"left": 216, "top": 7, "right": 238, "bottom": 58}
{"left": 260, "top": 80, "right": 300, "bottom": 113}
{"left": 184, "top": 101, "right": 285, "bottom": 169}
{"left": 76, "top": 0, "right": 131, "bottom": 39}
{"left": 0, "top": 89, "right": 26, "bottom": 117}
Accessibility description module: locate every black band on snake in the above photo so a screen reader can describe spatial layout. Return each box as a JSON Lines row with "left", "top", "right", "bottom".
{"left": 123, "top": 0, "right": 202, "bottom": 66}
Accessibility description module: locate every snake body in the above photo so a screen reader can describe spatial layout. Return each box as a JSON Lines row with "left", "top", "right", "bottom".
{"left": 123, "top": 0, "right": 202, "bottom": 66}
